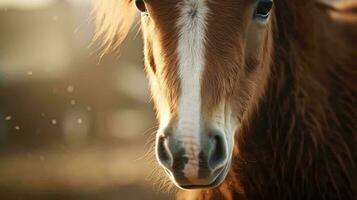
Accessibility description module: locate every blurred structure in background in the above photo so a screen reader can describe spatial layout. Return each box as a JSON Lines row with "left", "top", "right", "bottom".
{"left": 0, "top": 0, "right": 171, "bottom": 199}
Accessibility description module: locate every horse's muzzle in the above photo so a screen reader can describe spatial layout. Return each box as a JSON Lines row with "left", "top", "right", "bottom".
{"left": 156, "top": 128, "right": 229, "bottom": 189}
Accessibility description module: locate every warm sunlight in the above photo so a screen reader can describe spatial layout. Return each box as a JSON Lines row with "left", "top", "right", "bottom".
{"left": 1, "top": 0, "right": 356, "bottom": 200}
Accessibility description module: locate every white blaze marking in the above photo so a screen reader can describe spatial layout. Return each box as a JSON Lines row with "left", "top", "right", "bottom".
{"left": 177, "top": 0, "right": 209, "bottom": 179}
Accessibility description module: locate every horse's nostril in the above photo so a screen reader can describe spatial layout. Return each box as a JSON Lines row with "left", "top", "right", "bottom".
{"left": 157, "top": 136, "right": 172, "bottom": 168}
{"left": 208, "top": 134, "right": 228, "bottom": 171}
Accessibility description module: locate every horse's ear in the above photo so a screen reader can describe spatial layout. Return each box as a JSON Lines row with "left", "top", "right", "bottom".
{"left": 92, "top": 0, "right": 138, "bottom": 56}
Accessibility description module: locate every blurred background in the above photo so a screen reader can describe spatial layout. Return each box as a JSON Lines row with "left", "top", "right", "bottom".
{"left": 0, "top": 0, "right": 172, "bottom": 199}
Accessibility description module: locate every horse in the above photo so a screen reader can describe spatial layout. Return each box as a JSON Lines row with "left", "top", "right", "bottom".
{"left": 93, "top": 0, "right": 357, "bottom": 199}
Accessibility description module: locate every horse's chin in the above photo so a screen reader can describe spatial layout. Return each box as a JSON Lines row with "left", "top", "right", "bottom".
{"left": 173, "top": 161, "right": 231, "bottom": 190}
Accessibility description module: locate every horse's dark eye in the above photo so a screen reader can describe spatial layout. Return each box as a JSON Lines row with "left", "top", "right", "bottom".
{"left": 135, "top": 0, "right": 147, "bottom": 13}
{"left": 254, "top": 0, "right": 273, "bottom": 20}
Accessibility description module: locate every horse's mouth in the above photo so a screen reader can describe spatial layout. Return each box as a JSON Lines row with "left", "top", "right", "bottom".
{"left": 175, "top": 161, "right": 231, "bottom": 190}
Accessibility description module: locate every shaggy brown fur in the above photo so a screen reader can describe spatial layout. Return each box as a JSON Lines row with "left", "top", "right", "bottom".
{"left": 93, "top": 0, "right": 357, "bottom": 199}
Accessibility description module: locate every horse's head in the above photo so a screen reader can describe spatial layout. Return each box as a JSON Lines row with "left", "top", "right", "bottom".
{"left": 95, "top": 0, "right": 274, "bottom": 189}
{"left": 136, "top": 0, "right": 274, "bottom": 189}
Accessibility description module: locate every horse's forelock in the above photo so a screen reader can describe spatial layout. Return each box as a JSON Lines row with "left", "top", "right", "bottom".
{"left": 92, "top": 0, "right": 137, "bottom": 55}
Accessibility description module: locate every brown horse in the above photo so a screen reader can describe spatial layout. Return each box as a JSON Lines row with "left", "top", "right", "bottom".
{"left": 93, "top": 0, "right": 357, "bottom": 199}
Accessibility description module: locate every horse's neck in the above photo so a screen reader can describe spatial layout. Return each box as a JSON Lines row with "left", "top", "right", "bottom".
{"left": 267, "top": 0, "right": 357, "bottom": 122}
{"left": 263, "top": 0, "right": 357, "bottom": 140}
{"left": 231, "top": 3, "right": 357, "bottom": 198}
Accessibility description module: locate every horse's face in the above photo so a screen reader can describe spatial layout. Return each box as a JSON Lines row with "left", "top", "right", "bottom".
{"left": 139, "top": 0, "right": 273, "bottom": 189}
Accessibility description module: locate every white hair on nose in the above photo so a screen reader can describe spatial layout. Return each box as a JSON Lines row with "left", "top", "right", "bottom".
{"left": 176, "top": 0, "right": 209, "bottom": 180}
